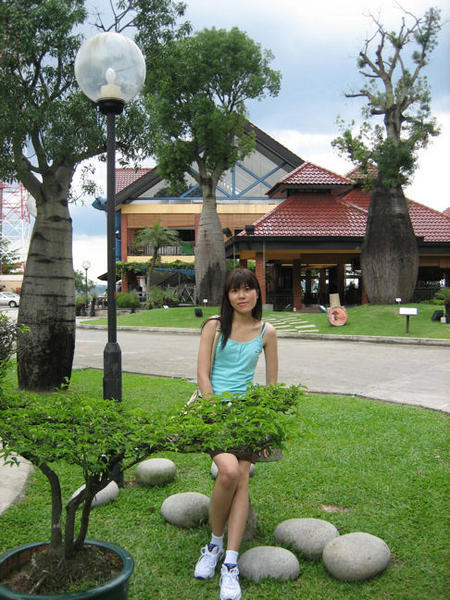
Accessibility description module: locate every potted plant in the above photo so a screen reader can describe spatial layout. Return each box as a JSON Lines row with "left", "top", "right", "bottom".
{"left": 0, "top": 319, "right": 303, "bottom": 599}
{"left": 0, "top": 387, "right": 176, "bottom": 598}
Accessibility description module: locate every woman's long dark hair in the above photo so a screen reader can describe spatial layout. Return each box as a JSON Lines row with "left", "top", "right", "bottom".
{"left": 217, "top": 268, "right": 263, "bottom": 348}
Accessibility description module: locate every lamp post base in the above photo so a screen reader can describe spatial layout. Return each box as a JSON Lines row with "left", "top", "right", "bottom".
{"left": 103, "top": 342, "right": 122, "bottom": 401}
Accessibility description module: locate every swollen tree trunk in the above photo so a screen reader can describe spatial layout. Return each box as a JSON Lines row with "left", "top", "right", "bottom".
{"left": 17, "top": 167, "right": 75, "bottom": 390}
{"left": 195, "top": 185, "right": 226, "bottom": 306}
{"left": 361, "top": 175, "right": 419, "bottom": 304}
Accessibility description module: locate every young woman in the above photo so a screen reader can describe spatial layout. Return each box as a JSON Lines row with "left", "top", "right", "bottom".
{"left": 194, "top": 268, "right": 278, "bottom": 600}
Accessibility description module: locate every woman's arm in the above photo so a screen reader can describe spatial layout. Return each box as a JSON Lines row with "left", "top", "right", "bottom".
{"left": 196, "top": 319, "right": 218, "bottom": 397}
{"left": 263, "top": 323, "right": 278, "bottom": 384}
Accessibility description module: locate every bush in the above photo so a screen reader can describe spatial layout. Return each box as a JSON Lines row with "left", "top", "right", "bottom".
{"left": 146, "top": 286, "right": 178, "bottom": 309}
{"left": 420, "top": 287, "right": 450, "bottom": 305}
{"left": 116, "top": 291, "right": 140, "bottom": 310}
{"left": 0, "top": 314, "right": 18, "bottom": 389}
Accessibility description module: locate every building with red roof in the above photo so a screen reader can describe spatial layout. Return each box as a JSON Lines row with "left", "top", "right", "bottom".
{"left": 227, "top": 161, "right": 450, "bottom": 308}
{"left": 110, "top": 124, "right": 449, "bottom": 306}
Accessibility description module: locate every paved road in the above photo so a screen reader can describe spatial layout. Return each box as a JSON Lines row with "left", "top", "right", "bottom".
{"left": 74, "top": 327, "right": 450, "bottom": 413}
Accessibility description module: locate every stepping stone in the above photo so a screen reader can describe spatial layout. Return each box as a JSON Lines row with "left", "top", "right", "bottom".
{"left": 274, "top": 518, "right": 339, "bottom": 560}
{"left": 210, "top": 461, "right": 255, "bottom": 478}
{"left": 71, "top": 481, "right": 119, "bottom": 508}
{"left": 136, "top": 458, "right": 176, "bottom": 486}
{"left": 161, "top": 492, "right": 209, "bottom": 529}
{"left": 322, "top": 532, "right": 391, "bottom": 581}
{"left": 239, "top": 546, "right": 300, "bottom": 582}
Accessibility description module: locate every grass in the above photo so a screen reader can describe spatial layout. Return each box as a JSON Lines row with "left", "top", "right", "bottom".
{"left": 1, "top": 369, "right": 448, "bottom": 600}
{"left": 86, "top": 303, "right": 450, "bottom": 339}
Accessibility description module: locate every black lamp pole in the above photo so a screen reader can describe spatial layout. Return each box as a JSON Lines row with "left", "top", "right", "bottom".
{"left": 98, "top": 100, "right": 124, "bottom": 402}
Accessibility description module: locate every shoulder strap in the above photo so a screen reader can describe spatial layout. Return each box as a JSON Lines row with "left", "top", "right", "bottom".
{"left": 209, "top": 318, "right": 221, "bottom": 376}
{"left": 260, "top": 321, "right": 267, "bottom": 336}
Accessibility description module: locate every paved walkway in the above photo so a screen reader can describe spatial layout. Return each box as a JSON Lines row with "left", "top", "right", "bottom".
{"left": 1, "top": 321, "right": 449, "bottom": 516}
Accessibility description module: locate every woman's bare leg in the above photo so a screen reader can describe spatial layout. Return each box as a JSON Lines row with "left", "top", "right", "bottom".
{"left": 225, "top": 460, "right": 251, "bottom": 551}
{"left": 211, "top": 454, "right": 251, "bottom": 551}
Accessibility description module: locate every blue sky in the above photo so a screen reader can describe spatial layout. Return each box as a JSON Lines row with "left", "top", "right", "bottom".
{"left": 71, "top": 0, "right": 450, "bottom": 281}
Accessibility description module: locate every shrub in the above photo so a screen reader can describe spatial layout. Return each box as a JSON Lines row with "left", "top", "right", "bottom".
{"left": 116, "top": 291, "right": 140, "bottom": 310}
{"left": 146, "top": 286, "right": 178, "bottom": 309}
{"left": 0, "top": 314, "right": 19, "bottom": 389}
{"left": 422, "top": 287, "right": 450, "bottom": 305}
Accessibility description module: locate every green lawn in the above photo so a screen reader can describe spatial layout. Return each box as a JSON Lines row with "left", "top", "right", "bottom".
{"left": 86, "top": 303, "right": 450, "bottom": 339}
{"left": 1, "top": 369, "right": 447, "bottom": 600}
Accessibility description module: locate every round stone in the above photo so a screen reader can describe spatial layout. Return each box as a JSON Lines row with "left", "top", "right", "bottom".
{"left": 322, "top": 532, "right": 391, "bottom": 581}
{"left": 210, "top": 461, "right": 255, "bottom": 479}
{"left": 274, "top": 518, "right": 339, "bottom": 560}
{"left": 238, "top": 546, "right": 300, "bottom": 582}
{"left": 71, "top": 481, "right": 119, "bottom": 508}
{"left": 136, "top": 458, "right": 176, "bottom": 486}
{"left": 161, "top": 492, "right": 210, "bottom": 529}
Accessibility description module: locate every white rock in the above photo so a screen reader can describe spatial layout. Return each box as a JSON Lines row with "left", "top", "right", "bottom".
{"left": 136, "top": 458, "right": 176, "bottom": 486}
{"left": 274, "top": 518, "right": 339, "bottom": 560}
{"left": 322, "top": 532, "right": 391, "bottom": 581}
{"left": 210, "top": 461, "right": 255, "bottom": 479}
{"left": 161, "top": 492, "right": 210, "bottom": 529}
{"left": 71, "top": 481, "right": 119, "bottom": 508}
{"left": 238, "top": 546, "right": 300, "bottom": 582}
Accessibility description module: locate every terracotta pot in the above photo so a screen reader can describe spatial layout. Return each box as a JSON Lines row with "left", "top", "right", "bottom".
{"left": 0, "top": 540, "right": 134, "bottom": 599}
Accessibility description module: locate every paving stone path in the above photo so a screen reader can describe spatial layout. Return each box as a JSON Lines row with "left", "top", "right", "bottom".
{"left": 265, "top": 314, "right": 319, "bottom": 333}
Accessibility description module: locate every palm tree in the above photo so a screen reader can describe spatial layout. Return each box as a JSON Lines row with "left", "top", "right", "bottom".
{"left": 133, "top": 223, "right": 180, "bottom": 295}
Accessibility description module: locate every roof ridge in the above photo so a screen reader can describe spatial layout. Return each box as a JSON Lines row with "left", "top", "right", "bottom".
{"left": 279, "top": 161, "right": 352, "bottom": 185}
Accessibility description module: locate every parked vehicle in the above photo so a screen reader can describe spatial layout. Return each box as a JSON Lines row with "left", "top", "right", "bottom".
{"left": 0, "top": 291, "right": 20, "bottom": 307}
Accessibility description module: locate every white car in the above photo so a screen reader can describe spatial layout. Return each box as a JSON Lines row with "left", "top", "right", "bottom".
{"left": 0, "top": 291, "right": 20, "bottom": 307}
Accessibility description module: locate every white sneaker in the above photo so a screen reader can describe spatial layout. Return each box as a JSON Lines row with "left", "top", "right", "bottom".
{"left": 194, "top": 544, "right": 224, "bottom": 579}
{"left": 220, "top": 564, "right": 242, "bottom": 600}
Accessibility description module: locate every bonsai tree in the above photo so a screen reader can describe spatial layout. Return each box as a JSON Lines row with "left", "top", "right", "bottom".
{"left": 0, "top": 381, "right": 302, "bottom": 594}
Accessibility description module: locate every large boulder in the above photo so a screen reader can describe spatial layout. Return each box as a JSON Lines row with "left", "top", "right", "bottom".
{"left": 274, "top": 518, "right": 339, "bottom": 560}
{"left": 161, "top": 492, "right": 210, "bottom": 529}
{"left": 322, "top": 532, "right": 391, "bottom": 581}
{"left": 238, "top": 546, "right": 300, "bottom": 582}
{"left": 71, "top": 481, "right": 119, "bottom": 508}
{"left": 136, "top": 458, "right": 176, "bottom": 486}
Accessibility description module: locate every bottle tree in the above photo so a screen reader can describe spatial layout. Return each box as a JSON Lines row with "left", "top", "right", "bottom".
{"left": 0, "top": 0, "right": 187, "bottom": 390}
{"left": 333, "top": 7, "right": 441, "bottom": 303}
{"left": 142, "top": 27, "right": 281, "bottom": 304}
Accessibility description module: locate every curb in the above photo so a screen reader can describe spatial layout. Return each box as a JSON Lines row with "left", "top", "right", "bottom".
{"left": 76, "top": 323, "right": 450, "bottom": 347}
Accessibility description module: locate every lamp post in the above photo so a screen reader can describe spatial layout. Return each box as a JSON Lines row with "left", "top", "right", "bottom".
{"left": 75, "top": 32, "right": 146, "bottom": 401}
{"left": 82, "top": 260, "right": 91, "bottom": 315}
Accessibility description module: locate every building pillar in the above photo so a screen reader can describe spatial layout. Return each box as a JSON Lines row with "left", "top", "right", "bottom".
{"left": 239, "top": 258, "right": 248, "bottom": 268}
{"left": 255, "top": 252, "right": 266, "bottom": 305}
{"left": 293, "top": 260, "right": 302, "bottom": 311}
{"left": 361, "top": 279, "right": 368, "bottom": 304}
{"left": 337, "top": 263, "right": 345, "bottom": 304}
{"left": 319, "top": 268, "right": 327, "bottom": 305}
{"left": 120, "top": 213, "right": 129, "bottom": 293}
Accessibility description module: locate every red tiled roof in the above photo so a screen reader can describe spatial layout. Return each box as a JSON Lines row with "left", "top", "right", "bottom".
{"left": 242, "top": 188, "right": 450, "bottom": 242}
{"left": 268, "top": 162, "right": 351, "bottom": 195}
{"left": 342, "top": 189, "right": 450, "bottom": 242}
{"left": 248, "top": 192, "right": 367, "bottom": 237}
{"left": 444, "top": 207, "right": 450, "bottom": 217}
{"left": 115, "top": 168, "right": 152, "bottom": 194}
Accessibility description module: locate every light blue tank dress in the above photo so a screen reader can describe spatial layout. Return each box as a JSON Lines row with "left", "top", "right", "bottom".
{"left": 210, "top": 323, "right": 267, "bottom": 396}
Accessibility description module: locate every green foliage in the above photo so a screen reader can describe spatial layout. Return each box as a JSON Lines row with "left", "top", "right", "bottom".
{"left": 332, "top": 7, "right": 441, "bottom": 186}
{"left": 146, "top": 285, "right": 178, "bottom": 308}
{"left": 421, "top": 287, "right": 450, "bottom": 305}
{"left": 172, "top": 384, "right": 303, "bottom": 456}
{"left": 116, "top": 291, "right": 141, "bottom": 309}
{"left": 0, "top": 376, "right": 302, "bottom": 568}
{"left": 144, "top": 26, "right": 281, "bottom": 191}
{"left": 0, "top": 315, "right": 19, "bottom": 389}
{"left": 0, "top": 236, "right": 21, "bottom": 274}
